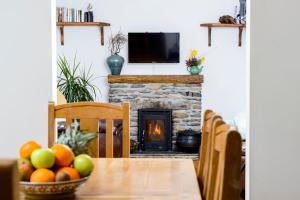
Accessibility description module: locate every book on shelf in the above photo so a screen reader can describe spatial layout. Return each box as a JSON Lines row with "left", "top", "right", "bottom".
{"left": 56, "top": 7, "right": 84, "bottom": 23}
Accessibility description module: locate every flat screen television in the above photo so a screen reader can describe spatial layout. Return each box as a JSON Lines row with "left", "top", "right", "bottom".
{"left": 128, "top": 33, "right": 180, "bottom": 63}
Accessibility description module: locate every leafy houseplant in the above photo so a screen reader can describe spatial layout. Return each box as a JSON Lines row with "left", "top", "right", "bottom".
{"left": 57, "top": 55, "right": 99, "bottom": 103}
{"left": 57, "top": 126, "right": 97, "bottom": 156}
{"left": 106, "top": 31, "right": 127, "bottom": 75}
{"left": 185, "top": 49, "right": 206, "bottom": 75}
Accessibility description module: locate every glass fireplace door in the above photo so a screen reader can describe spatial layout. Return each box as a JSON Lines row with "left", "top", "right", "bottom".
{"left": 138, "top": 109, "right": 172, "bottom": 151}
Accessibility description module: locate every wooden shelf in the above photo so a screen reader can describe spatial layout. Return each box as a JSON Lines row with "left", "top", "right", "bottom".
{"left": 200, "top": 23, "right": 246, "bottom": 47}
{"left": 56, "top": 22, "right": 111, "bottom": 46}
{"left": 108, "top": 75, "right": 204, "bottom": 84}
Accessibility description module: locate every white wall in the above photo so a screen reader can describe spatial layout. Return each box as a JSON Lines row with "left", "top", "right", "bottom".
{"left": 250, "top": 0, "right": 300, "bottom": 199}
{"left": 56, "top": 0, "right": 247, "bottom": 123}
{"left": 0, "top": 0, "right": 53, "bottom": 157}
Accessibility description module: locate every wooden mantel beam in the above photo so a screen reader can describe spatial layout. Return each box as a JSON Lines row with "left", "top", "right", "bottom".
{"left": 108, "top": 75, "right": 204, "bottom": 84}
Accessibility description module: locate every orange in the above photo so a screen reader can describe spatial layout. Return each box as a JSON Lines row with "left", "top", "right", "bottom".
{"left": 30, "top": 168, "right": 55, "bottom": 182}
{"left": 56, "top": 167, "right": 80, "bottom": 180}
{"left": 51, "top": 144, "right": 75, "bottom": 167}
{"left": 19, "top": 140, "right": 41, "bottom": 159}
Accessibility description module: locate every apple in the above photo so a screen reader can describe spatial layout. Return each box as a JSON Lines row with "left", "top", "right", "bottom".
{"left": 55, "top": 171, "right": 71, "bottom": 182}
{"left": 74, "top": 154, "right": 94, "bottom": 177}
{"left": 18, "top": 159, "right": 34, "bottom": 181}
{"left": 31, "top": 148, "right": 55, "bottom": 169}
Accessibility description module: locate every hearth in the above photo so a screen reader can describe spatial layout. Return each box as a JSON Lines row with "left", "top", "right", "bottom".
{"left": 138, "top": 109, "right": 172, "bottom": 151}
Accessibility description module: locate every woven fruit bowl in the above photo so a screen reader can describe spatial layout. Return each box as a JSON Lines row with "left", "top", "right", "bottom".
{"left": 20, "top": 176, "right": 89, "bottom": 198}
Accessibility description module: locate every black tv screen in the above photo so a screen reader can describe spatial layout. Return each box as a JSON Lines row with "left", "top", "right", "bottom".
{"left": 128, "top": 33, "right": 180, "bottom": 63}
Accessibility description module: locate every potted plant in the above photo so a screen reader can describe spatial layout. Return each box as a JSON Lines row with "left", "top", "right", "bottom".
{"left": 107, "top": 30, "right": 127, "bottom": 75}
{"left": 185, "top": 49, "right": 206, "bottom": 75}
{"left": 57, "top": 55, "right": 100, "bottom": 103}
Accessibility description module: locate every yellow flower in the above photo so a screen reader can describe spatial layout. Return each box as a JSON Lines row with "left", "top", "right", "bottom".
{"left": 191, "top": 49, "right": 198, "bottom": 57}
{"left": 200, "top": 57, "right": 206, "bottom": 63}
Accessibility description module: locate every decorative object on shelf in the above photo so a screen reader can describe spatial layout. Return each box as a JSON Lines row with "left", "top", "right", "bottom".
{"left": 56, "top": 7, "right": 84, "bottom": 23}
{"left": 200, "top": 23, "right": 246, "bottom": 47}
{"left": 219, "top": 15, "right": 236, "bottom": 24}
{"left": 176, "top": 129, "right": 201, "bottom": 152}
{"left": 185, "top": 49, "right": 205, "bottom": 75}
{"left": 107, "top": 30, "right": 127, "bottom": 75}
{"left": 57, "top": 55, "right": 100, "bottom": 103}
{"left": 237, "top": 0, "right": 247, "bottom": 24}
{"left": 84, "top": 3, "right": 94, "bottom": 22}
{"left": 57, "top": 126, "right": 97, "bottom": 156}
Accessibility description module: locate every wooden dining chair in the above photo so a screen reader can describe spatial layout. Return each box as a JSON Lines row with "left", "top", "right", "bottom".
{"left": 196, "top": 110, "right": 222, "bottom": 193}
{"left": 48, "top": 102, "right": 130, "bottom": 158}
{"left": 0, "top": 159, "right": 19, "bottom": 200}
{"left": 205, "top": 118, "right": 242, "bottom": 200}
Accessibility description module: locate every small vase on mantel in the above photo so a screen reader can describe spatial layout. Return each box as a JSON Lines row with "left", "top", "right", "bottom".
{"left": 107, "top": 54, "right": 124, "bottom": 75}
{"left": 185, "top": 49, "right": 206, "bottom": 75}
{"left": 187, "top": 65, "right": 203, "bottom": 75}
{"left": 107, "top": 30, "right": 127, "bottom": 75}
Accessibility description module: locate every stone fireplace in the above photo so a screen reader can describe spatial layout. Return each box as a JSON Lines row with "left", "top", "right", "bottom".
{"left": 108, "top": 75, "right": 203, "bottom": 151}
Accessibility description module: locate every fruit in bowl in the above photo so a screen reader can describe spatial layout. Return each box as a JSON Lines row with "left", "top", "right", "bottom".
{"left": 56, "top": 167, "right": 80, "bottom": 181}
{"left": 18, "top": 159, "right": 34, "bottom": 181}
{"left": 30, "top": 168, "right": 55, "bottom": 182}
{"left": 51, "top": 144, "right": 75, "bottom": 168}
{"left": 18, "top": 140, "right": 94, "bottom": 197}
{"left": 19, "top": 140, "right": 41, "bottom": 159}
{"left": 74, "top": 154, "right": 94, "bottom": 177}
{"left": 31, "top": 148, "right": 55, "bottom": 169}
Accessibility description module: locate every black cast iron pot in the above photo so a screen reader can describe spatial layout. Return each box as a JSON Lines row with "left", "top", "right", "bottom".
{"left": 176, "top": 129, "right": 201, "bottom": 153}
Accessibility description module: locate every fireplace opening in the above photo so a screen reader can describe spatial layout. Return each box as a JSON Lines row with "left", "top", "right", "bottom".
{"left": 138, "top": 109, "right": 172, "bottom": 151}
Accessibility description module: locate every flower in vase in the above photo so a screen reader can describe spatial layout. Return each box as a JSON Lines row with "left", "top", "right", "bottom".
{"left": 200, "top": 57, "right": 206, "bottom": 63}
{"left": 191, "top": 49, "right": 198, "bottom": 57}
{"left": 185, "top": 49, "right": 206, "bottom": 69}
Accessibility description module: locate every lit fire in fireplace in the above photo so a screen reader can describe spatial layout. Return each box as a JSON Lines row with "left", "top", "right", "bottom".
{"left": 149, "top": 122, "right": 162, "bottom": 136}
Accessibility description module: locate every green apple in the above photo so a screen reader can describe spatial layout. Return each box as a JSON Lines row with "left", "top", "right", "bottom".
{"left": 74, "top": 154, "right": 94, "bottom": 177}
{"left": 30, "top": 148, "right": 55, "bottom": 169}
{"left": 18, "top": 158, "right": 34, "bottom": 181}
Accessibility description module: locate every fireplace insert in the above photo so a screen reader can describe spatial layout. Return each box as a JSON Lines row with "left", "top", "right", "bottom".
{"left": 138, "top": 109, "right": 172, "bottom": 151}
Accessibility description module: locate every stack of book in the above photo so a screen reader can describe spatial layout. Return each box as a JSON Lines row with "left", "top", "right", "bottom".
{"left": 57, "top": 7, "right": 84, "bottom": 22}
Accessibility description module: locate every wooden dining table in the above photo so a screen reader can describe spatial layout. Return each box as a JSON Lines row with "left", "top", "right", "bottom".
{"left": 21, "top": 158, "right": 202, "bottom": 200}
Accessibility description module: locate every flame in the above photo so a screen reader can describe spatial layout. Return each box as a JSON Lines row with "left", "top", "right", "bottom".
{"left": 149, "top": 122, "right": 161, "bottom": 136}
{"left": 153, "top": 123, "right": 161, "bottom": 135}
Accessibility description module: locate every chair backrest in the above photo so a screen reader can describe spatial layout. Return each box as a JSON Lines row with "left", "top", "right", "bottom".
{"left": 48, "top": 102, "right": 130, "bottom": 158}
{"left": 197, "top": 110, "right": 222, "bottom": 193}
{"left": 0, "top": 159, "right": 19, "bottom": 200}
{"left": 206, "top": 118, "right": 242, "bottom": 200}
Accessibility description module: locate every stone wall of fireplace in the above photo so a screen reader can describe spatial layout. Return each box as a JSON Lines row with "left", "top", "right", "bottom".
{"left": 108, "top": 75, "right": 203, "bottom": 149}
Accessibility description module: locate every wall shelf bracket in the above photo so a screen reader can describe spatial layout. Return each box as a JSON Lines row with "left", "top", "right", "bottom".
{"left": 200, "top": 23, "right": 246, "bottom": 47}
{"left": 56, "top": 22, "right": 111, "bottom": 46}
